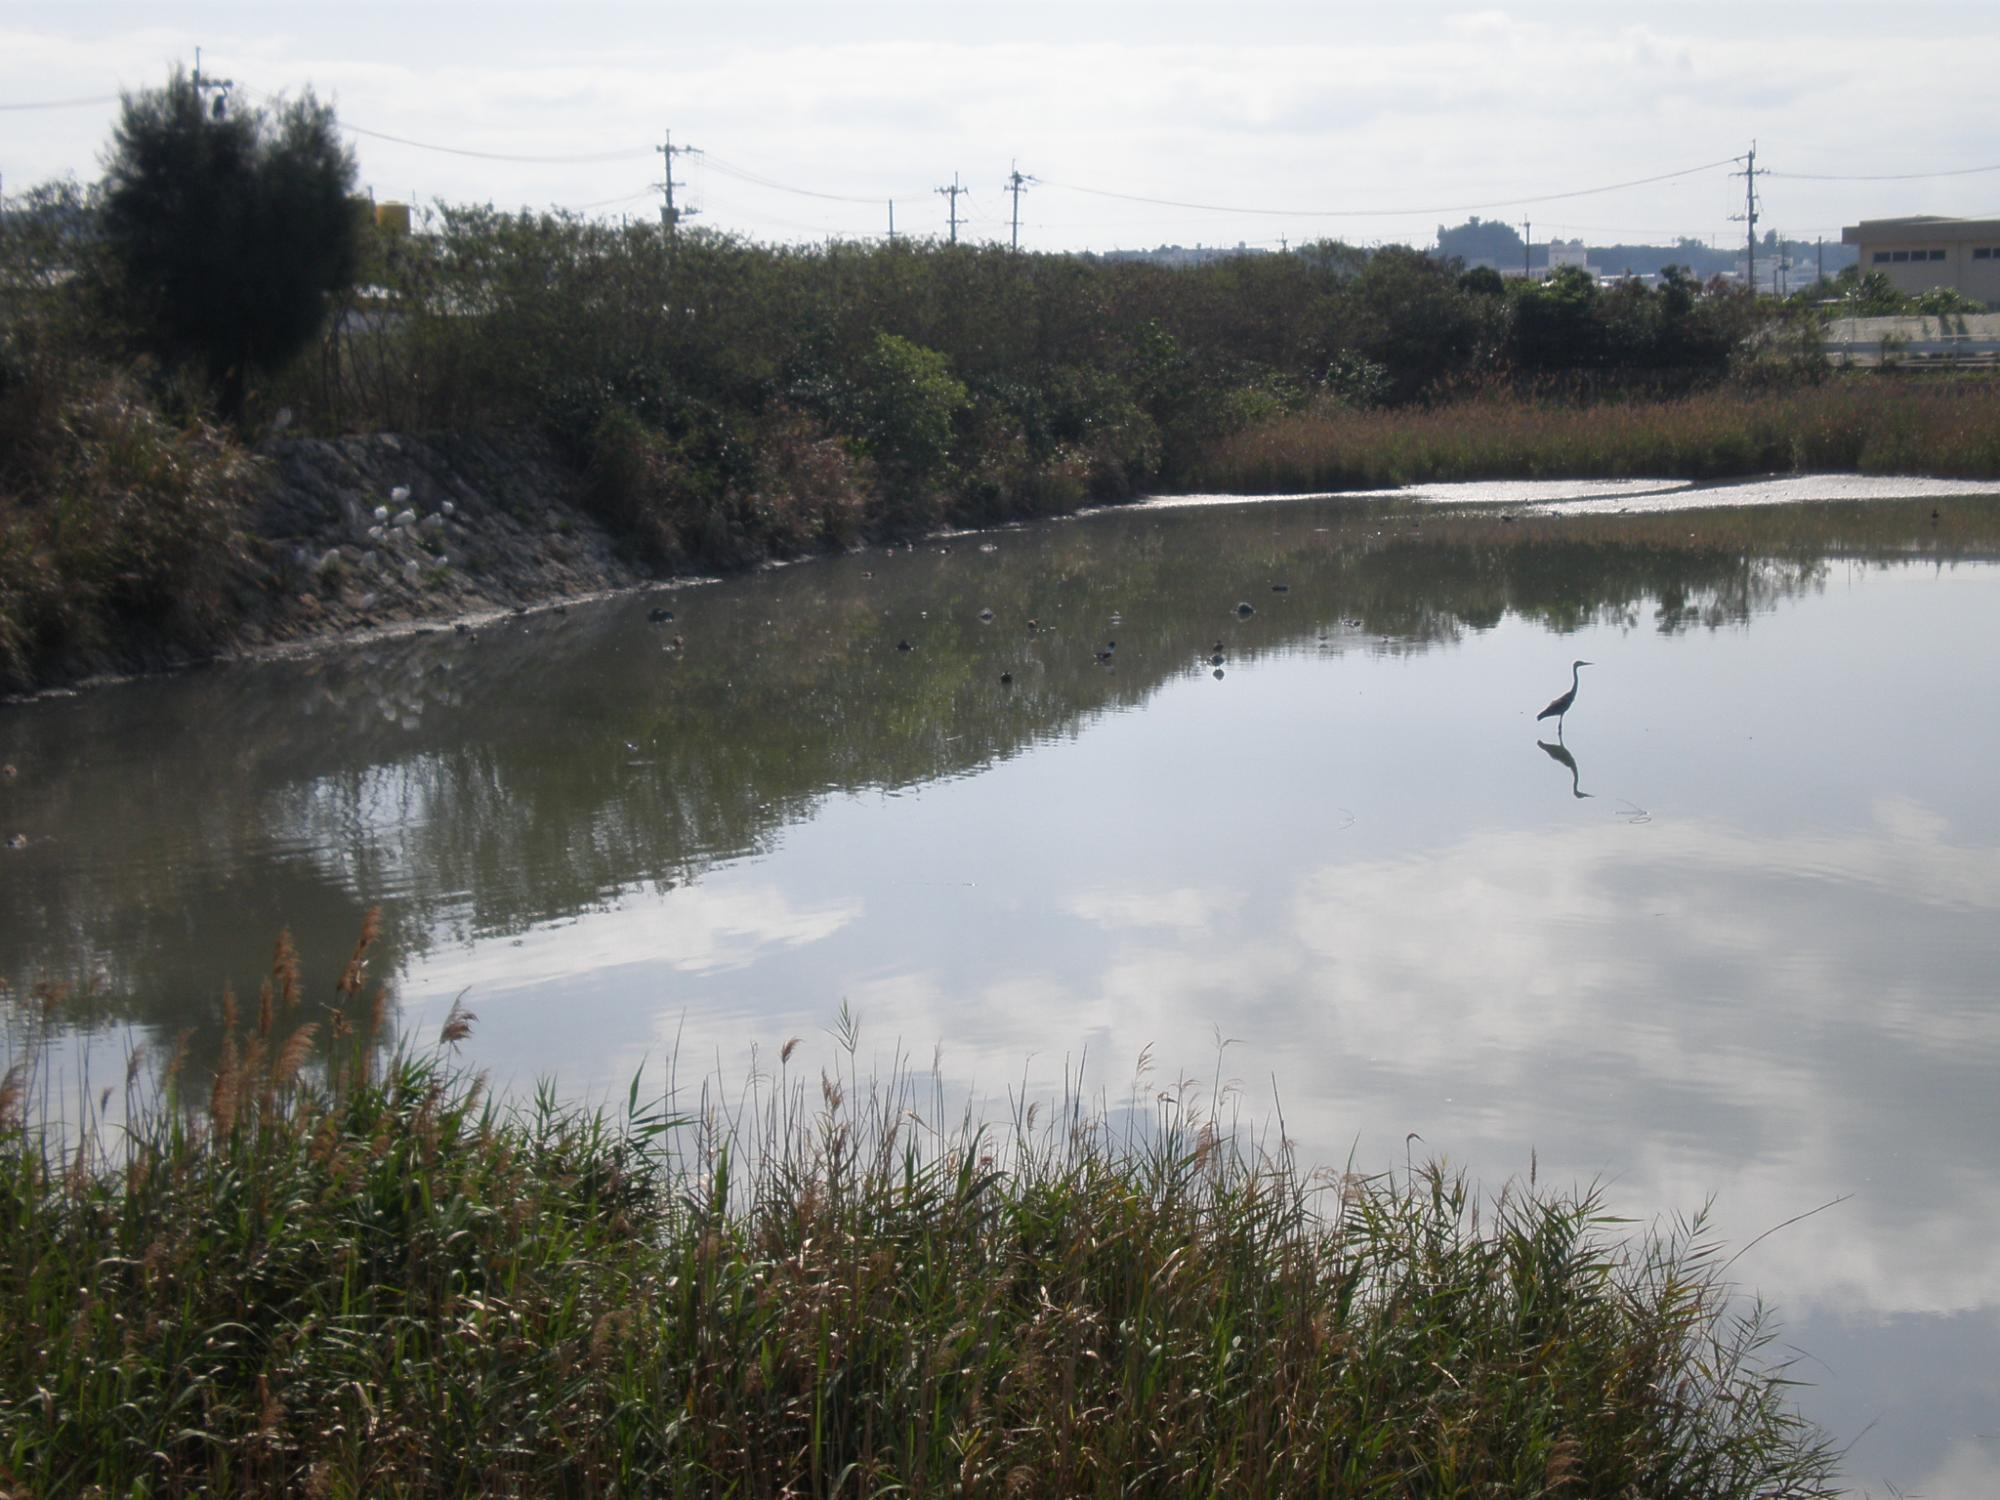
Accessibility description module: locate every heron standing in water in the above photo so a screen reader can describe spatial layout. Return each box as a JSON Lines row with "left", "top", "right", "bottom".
{"left": 1536, "top": 660, "right": 1593, "bottom": 736}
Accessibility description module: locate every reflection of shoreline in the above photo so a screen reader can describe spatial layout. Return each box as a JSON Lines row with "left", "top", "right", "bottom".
{"left": 0, "top": 501, "right": 1987, "bottom": 1055}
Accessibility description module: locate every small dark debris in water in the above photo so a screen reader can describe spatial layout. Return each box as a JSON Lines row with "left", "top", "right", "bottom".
{"left": 454, "top": 621, "right": 470, "bottom": 635}
{"left": 1500, "top": 513, "right": 1515, "bottom": 523}
{"left": 1271, "top": 583, "right": 1290, "bottom": 593}
{"left": 5, "top": 834, "right": 27, "bottom": 851}
{"left": 897, "top": 639, "right": 913, "bottom": 652}
{"left": 862, "top": 570, "right": 874, "bottom": 579}
{"left": 1211, "top": 668, "right": 1225, "bottom": 680}
{"left": 1, "top": 764, "right": 15, "bottom": 779}
{"left": 1932, "top": 508, "right": 1942, "bottom": 522}
{"left": 553, "top": 605, "right": 568, "bottom": 616}
{"left": 648, "top": 607, "right": 674, "bottom": 623}
{"left": 1026, "top": 618, "right": 1039, "bottom": 631}
{"left": 979, "top": 608, "right": 995, "bottom": 622}
{"left": 1236, "top": 602, "right": 1255, "bottom": 617}
{"left": 511, "top": 605, "right": 528, "bottom": 616}
{"left": 999, "top": 671, "right": 1014, "bottom": 685}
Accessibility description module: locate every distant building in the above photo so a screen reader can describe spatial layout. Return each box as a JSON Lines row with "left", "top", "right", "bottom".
{"left": 1546, "top": 239, "right": 1591, "bottom": 274}
{"left": 1095, "top": 242, "right": 1269, "bottom": 269}
{"left": 1840, "top": 216, "right": 2000, "bottom": 301}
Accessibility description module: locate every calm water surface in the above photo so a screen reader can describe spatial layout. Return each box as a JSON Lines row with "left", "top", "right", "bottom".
{"left": 4, "top": 491, "right": 1999, "bottom": 1495}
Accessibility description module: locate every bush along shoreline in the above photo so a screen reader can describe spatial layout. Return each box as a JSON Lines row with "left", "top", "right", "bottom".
{"left": 0, "top": 926, "right": 1840, "bottom": 1497}
{"left": 10, "top": 371, "right": 2000, "bottom": 697}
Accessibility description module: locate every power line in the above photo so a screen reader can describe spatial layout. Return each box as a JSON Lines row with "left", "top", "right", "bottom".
{"left": 565, "top": 188, "right": 657, "bottom": 212}
{"left": 0, "top": 94, "right": 120, "bottom": 112}
{"left": 1766, "top": 162, "right": 2000, "bottom": 182}
{"left": 339, "top": 120, "right": 650, "bottom": 164}
{"left": 702, "top": 153, "right": 895, "bottom": 205}
{"left": 232, "top": 83, "right": 650, "bottom": 163}
{"left": 1036, "top": 156, "right": 1744, "bottom": 219}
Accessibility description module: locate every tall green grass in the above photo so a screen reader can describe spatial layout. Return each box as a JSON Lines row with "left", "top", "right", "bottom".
{"left": 1193, "top": 376, "right": 2000, "bottom": 494}
{"left": 0, "top": 924, "right": 1838, "bottom": 1497}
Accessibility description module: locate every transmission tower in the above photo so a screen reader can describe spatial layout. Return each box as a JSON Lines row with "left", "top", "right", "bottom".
{"left": 936, "top": 172, "right": 965, "bottom": 245}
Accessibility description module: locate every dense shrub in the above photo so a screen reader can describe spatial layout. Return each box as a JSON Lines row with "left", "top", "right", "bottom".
{"left": 0, "top": 948, "right": 1839, "bottom": 1498}
{"left": 0, "top": 372, "right": 260, "bottom": 689}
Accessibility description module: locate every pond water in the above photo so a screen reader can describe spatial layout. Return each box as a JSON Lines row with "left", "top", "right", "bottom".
{"left": 5, "top": 485, "right": 2000, "bottom": 1495}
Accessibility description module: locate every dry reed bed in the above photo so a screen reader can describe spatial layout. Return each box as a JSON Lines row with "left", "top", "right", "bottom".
{"left": 0, "top": 922, "right": 1838, "bottom": 1497}
{"left": 1195, "top": 377, "right": 2000, "bottom": 495}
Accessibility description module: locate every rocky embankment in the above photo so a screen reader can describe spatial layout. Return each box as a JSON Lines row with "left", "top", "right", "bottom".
{"left": 235, "top": 431, "right": 653, "bottom": 654}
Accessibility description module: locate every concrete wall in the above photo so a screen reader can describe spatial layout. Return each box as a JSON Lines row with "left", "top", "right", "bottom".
{"left": 1822, "top": 313, "right": 2000, "bottom": 366}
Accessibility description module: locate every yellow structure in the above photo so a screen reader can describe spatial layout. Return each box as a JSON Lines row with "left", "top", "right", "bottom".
{"left": 374, "top": 201, "right": 412, "bottom": 236}
{"left": 1840, "top": 216, "right": 2000, "bottom": 303}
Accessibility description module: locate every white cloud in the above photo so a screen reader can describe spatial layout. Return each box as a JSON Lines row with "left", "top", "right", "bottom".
{"left": 6, "top": 5, "right": 1998, "bottom": 248}
{"left": 414, "top": 880, "right": 862, "bottom": 997}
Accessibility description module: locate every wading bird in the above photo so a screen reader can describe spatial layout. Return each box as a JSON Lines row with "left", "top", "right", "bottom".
{"left": 1536, "top": 660, "right": 1593, "bottom": 735}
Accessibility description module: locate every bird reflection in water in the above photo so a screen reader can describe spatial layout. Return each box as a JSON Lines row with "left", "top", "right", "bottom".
{"left": 1537, "top": 738, "right": 1592, "bottom": 799}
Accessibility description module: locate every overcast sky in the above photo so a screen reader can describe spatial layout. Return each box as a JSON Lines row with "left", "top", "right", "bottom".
{"left": 4, "top": 1, "right": 1996, "bottom": 253}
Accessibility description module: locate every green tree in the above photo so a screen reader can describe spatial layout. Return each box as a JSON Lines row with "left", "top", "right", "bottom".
{"left": 1508, "top": 266, "right": 1605, "bottom": 373}
{"left": 101, "top": 68, "right": 358, "bottom": 418}
{"left": 853, "top": 331, "right": 968, "bottom": 483}
{"left": 1836, "top": 269, "right": 1907, "bottom": 318}
{"left": 1346, "top": 246, "right": 1496, "bottom": 400}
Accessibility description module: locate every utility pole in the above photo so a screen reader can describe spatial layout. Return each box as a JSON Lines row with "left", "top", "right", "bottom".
{"left": 192, "top": 46, "right": 233, "bottom": 119}
{"left": 936, "top": 173, "right": 965, "bottom": 245}
{"left": 657, "top": 131, "right": 701, "bottom": 240}
{"left": 1004, "top": 160, "right": 1035, "bottom": 251}
{"left": 888, "top": 200, "right": 895, "bottom": 243}
{"left": 1733, "top": 141, "right": 1760, "bottom": 294}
